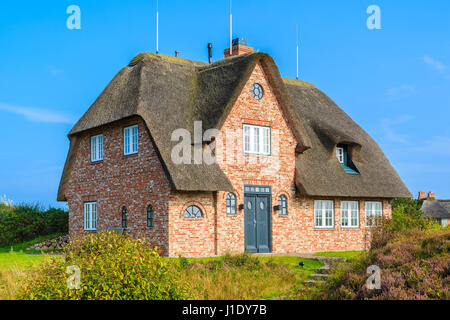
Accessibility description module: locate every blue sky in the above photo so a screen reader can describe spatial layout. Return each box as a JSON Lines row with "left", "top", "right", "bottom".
{"left": 0, "top": 0, "right": 449, "bottom": 207}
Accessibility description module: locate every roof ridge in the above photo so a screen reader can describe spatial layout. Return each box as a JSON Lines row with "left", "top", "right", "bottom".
{"left": 129, "top": 52, "right": 207, "bottom": 67}
{"left": 283, "top": 77, "right": 316, "bottom": 88}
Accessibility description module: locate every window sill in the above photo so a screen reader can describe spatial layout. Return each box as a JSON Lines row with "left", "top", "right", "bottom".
{"left": 314, "top": 227, "right": 335, "bottom": 230}
{"left": 124, "top": 152, "right": 138, "bottom": 157}
{"left": 342, "top": 226, "right": 360, "bottom": 229}
{"left": 90, "top": 160, "right": 103, "bottom": 165}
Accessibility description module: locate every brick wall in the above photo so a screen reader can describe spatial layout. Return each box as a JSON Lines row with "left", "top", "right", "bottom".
{"left": 65, "top": 116, "right": 171, "bottom": 255}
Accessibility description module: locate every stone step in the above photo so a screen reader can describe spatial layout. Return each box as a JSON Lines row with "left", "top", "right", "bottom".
{"left": 309, "top": 274, "right": 329, "bottom": 281}
{"left": 315, "top": 256, "right": 346, "bottom": 267}
{"left": 315, "top": 266, "right": 331, "bottom": 274}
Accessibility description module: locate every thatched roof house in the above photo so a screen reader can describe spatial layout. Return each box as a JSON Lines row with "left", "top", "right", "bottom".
{"left": 59, "top": 43, "right": 412, "bottom": 256}
{"left": 419, "top": 192, "right": 450, "bottom": 226}
{"left": 58, "top": 51, "right": 410, "bottom": 201}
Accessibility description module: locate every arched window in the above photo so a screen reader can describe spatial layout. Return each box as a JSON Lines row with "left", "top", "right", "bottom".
{"left": 226, "top": 193, "right": 237, "bottom": 215}
{"left": 122, "top": 207, "right": 128, "bottom": 228}
{"left": 147, "top": 205, "right": 154, "bottom": 228}
{"left": 278, "top": 195, "right": 288, "bottom": 215}
{"left": 183, "top": 205, "right": 203, "bottom": 219}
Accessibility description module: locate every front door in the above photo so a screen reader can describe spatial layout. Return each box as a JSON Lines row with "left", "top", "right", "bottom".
{"left": 244, "top": 185, "right": 271, "bottom": 253}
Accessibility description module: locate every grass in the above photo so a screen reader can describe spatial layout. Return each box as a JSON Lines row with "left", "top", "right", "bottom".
{"left": 0, "top": 234, "right": 325, "bottom": 300}
{"left": 0, "top": 251, "right": 47, "bottom": 300}
{"left": 174, "top": 255, "right": 323, "bottom": 300}
{"left": 0, "top": 235, "right": 64, "bottom": 300}
{"left": 313, "top": 250, "right": 364, "bottom": 262}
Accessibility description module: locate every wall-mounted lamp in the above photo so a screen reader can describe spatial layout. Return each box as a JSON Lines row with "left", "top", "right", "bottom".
{"left": 238, "top": 204, "right": 244, "bottom": 211}
{"left": 273, "top": 205, "right": 281, "bottom": 211}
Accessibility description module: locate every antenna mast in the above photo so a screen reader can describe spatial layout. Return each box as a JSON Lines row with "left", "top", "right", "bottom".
{"left": 156, "top": 0, "right": 159, "bottom": 54}
{"left": 230, "top": 0, "right": 233, "bottom": 56}
{"left": 296, "top": 24, "right": 299, "bottom": 80}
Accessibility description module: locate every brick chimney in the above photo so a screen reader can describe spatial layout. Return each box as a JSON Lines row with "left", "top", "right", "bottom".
{"left": 427, "top": 191, "right": 436, "bottom": 200}
{"left": 224, "top": 38, "right": 254, "bottom": 58}
{"left": 418, "top": 191, "right": 426, "bottom": 200}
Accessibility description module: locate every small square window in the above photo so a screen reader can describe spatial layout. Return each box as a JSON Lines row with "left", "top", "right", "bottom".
{"left": 314, "top": 200, "right": 334, "bottom": 228}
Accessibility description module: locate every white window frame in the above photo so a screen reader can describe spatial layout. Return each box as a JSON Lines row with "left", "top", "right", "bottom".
{"left": 365, "top": 201, "right": 383, "bottom": 227}
{"left": 336, "top": 147, "right": 344, "bottom": 164}
{"left": 124, "top": 125, "right": 138, "bottom": 156}
{"left": 341, "top": 201, "right": 359, "bottom": 228}
{"left": 91, "top": 134, "right": 103, "bottom": 162}
{"left": 314, "top": 200, "right": 334, "bottom": 229}
{"left": 243, "top": 124, "right": 271, "bottom": 156}
{"left": 84, "top": 202, "right": 97, "bottom": 231}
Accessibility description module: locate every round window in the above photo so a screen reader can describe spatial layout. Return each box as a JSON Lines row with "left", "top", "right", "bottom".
{"left": 251, "top": 83, "right": 264, "bottom": 100}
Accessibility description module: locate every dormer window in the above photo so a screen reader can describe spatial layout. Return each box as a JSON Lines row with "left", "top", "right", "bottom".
{"left": 336, "top": 144, "right": 359, "bottom": 175}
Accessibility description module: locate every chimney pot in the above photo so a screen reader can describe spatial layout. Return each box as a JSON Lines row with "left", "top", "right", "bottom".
{"left": 224, "top": 37, "right": 254, "bottom": 58}
{"left": 428, "top": 192, "right": 436, "bottom": 200}
{"left": 418, "top": 191, "right": 426, "bottom": 200}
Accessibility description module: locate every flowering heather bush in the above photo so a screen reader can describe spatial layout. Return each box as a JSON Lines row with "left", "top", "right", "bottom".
{"left": 314, "top": 199, "right": 449, "bottom": 300}
{"left": 18, "top": 231, "right": 189, "bottom": 300}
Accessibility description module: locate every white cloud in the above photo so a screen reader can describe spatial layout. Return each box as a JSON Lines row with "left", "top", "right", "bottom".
{"left": 387, "top": 84, "right": 416, "bottom": 99}
{"left": 380, "top": 115, "right": 412, "bottom": 144}
{"left": 423, "top": 55, "right": 446, "bottom": 73}
{"left": 0, "top": 103, "right": 74, "bottom": 124}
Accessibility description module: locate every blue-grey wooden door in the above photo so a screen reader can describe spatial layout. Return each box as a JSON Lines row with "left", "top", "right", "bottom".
{"left": 244, "top": 193, "right": 271, "bottom": 253}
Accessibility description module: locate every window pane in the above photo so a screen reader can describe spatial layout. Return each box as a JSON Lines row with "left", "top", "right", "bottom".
{"left": 244, "top": 126, "right": 250, "bottom": 152}
{"left": 132, "top": 126, "right": 138, "bottom": 153}
{"left": 99, "top": 135, "right": 103, "bottom": 160}
{"left": 263, "top": 127, "right": 270, "bottom": 154}
{"left": 124, "top": 128, "right": 130, "bottom": 154}
{"left": 253, "top": 127, "right": 260, "bottom": 153}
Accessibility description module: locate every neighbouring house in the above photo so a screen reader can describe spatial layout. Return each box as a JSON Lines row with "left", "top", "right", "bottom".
{"left": 58, "top": 39, "right": 411, "bottom": 257}
{"left": 418, "top": 191, "right": 450, "bottom": 227}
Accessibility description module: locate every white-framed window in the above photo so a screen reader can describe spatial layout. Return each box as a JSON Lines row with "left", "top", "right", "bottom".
{"left": 365, "top": 201, "right": 383, "bottom": 227}
{"left": 243, "top": 124, "right": 271, "bottom": 155}
{"left": 124, "top": 125, "right": 138, "bottom": 155}
{"left": 314, "top": 200, "right": 334, "bottom": 228}
{"left": 336, "top": 147, "right": 344, "bottom": 164}
{"left": 341, "top": 201, "right": 359, "bottom": 228}
{"left": 91, "top": 134, "right": 103, "bottom": 162}
{"left": 84, "top": 202, "right": 97, "bottom": 231}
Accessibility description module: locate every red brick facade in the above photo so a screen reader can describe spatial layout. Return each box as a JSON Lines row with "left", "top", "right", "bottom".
{"left": 66, "top": 62, "right": 393, "bottom": 257}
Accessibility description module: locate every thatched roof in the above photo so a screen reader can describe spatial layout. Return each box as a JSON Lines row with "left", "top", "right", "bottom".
{"left": 58, "top": 51, "right": 411, "bottom": 201}
{"left": 286, "top": 81, "right": 411, "bottom": 198}
{"left": 421, "top": 200, "right": 450, "bottom": 219}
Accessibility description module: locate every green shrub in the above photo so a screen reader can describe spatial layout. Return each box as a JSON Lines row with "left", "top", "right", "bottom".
{"left": 18, "top": 231, "right": 190, "bottom": 300}
{"left": 0, "top": 204, "right": 68, "bottom": 247}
